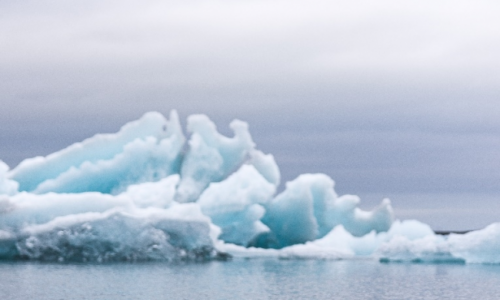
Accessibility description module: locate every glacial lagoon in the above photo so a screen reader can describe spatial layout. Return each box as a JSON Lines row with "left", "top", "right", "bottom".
{"left": 2, "top": 259, "right": 500, "bottom": 300}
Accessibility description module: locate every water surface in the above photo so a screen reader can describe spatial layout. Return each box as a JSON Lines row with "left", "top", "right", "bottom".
{"left": 1, "top": 259, "right": 500, "bottom": 299}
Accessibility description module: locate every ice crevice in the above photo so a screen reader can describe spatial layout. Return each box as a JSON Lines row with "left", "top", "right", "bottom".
{"left": 1, "top": 110, "right": 499, "bottom": 263}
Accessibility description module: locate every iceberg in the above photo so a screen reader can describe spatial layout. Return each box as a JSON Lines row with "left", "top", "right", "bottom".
{"left": 1, "top": 110, "right": 498, "bottom": 264}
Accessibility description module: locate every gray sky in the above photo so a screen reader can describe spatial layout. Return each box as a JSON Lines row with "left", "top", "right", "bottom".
{"left": 1, "top": 0, "right": 500, "bottom": 230}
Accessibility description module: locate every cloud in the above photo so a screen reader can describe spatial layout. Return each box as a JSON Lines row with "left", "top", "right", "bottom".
{"left": 1, "top": 0, "right": 500, "bottom": 204}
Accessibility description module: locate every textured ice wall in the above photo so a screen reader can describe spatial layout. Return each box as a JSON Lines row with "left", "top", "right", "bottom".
{"left": 0, "top": 177, "right": 220, "bottom": 262}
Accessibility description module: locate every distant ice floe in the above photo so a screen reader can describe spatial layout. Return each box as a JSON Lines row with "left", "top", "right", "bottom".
{"left": 1, "top": 110, "right": 499, "bottom": 263}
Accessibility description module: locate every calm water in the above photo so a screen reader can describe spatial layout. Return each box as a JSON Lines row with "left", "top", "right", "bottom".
{"left": 1, "top": 259, "right": 500, "bottom": 299}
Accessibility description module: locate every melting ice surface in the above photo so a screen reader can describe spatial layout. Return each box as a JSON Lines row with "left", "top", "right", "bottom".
{"left": 0, "top": 111, "right": 499, "bottom": 264}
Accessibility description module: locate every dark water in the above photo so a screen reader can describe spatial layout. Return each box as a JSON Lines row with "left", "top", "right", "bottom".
{"left": 1, "top": 259, "right": 500, "bottom": 299}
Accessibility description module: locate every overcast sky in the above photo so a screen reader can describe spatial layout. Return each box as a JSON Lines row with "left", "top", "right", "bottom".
{"left": 1, "top": 0, "right": 500, "bottom": 230}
